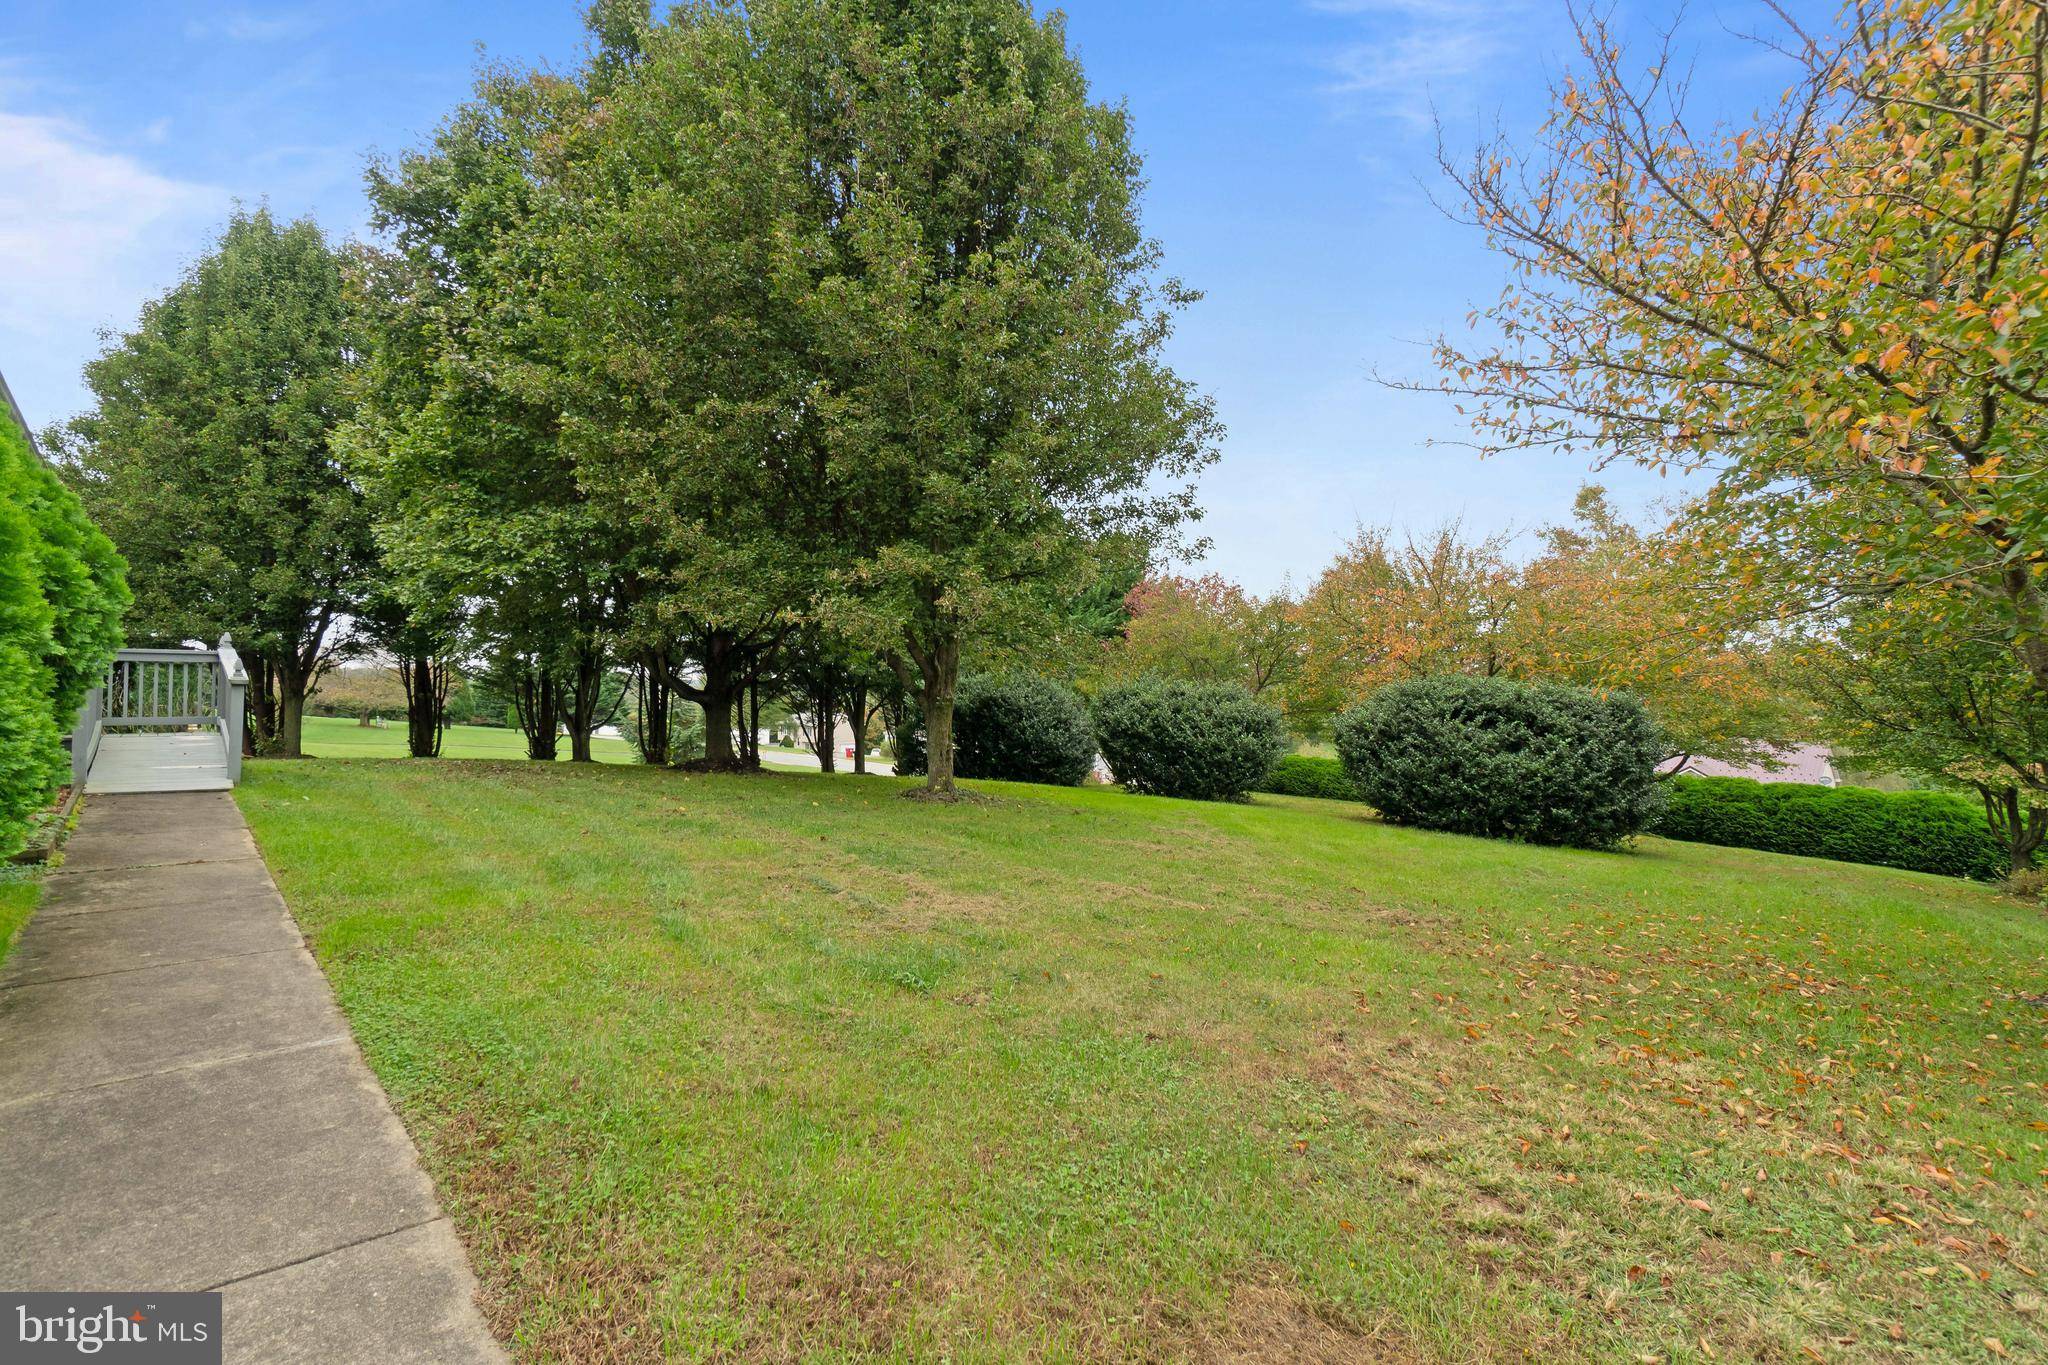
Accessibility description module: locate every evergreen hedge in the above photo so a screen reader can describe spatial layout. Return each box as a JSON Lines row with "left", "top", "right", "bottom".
{"left": 0, "top": 410, "right": 128, "bottom": 857}
{"left": 0, "top": 468, "right": 58, "bottom": 858}
{"left": 1093, "top": 680, "right": 1288, "bottom": 801}
{"left": 1255, "top": 754, "right": 1362, "bottom": 802}
{"left": 1647, "top": 775, "right": 2016, "bottom": 880}
{"left": 1335, "top": 675, "right": 1665, "bottom": 850}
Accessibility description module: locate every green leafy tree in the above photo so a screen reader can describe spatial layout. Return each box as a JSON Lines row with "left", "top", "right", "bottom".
{"left": 809, "top": 0, "right": 1220, "bottom": 795}
{"left": 1509, "top": 488, "right": 1802, "bottom": 769}
{"left": 521, "top": 6, "right": 829, "bottom": 771}
{"left": 1802, "top": 593, "right": 2048, "bottom": 874}
{"left": 1102, "top": 574, "right": 1302, "bottom": 701}
{"left": 51, "top": 208, "right": 368, "bottom": 756}
{"left": 348, "top": 68, "right": 633, "bottom": 767}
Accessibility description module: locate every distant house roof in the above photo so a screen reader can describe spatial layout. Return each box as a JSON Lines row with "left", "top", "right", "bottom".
{"left": 0, "top": 365, "right": 38, "bottom": 456}
{"left": 1663, "top": 743, "right": 1840, "bottom": 786}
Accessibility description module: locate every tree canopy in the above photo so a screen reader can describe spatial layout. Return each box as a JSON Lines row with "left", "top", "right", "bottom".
{"left": 52, "top": 208, "right": 368, "bottom": 756}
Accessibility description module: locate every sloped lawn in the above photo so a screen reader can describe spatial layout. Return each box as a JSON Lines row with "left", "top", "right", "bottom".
{"left": 238, "top": 760, "right": 2048, "bottom": 1362}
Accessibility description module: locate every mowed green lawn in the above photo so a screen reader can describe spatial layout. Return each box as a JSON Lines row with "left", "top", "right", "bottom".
{"left": 235, "top": 759, "right": 2048, "bottom": 1363}
{"left": 300, "top": 714, "right": 639, "bottom": 763}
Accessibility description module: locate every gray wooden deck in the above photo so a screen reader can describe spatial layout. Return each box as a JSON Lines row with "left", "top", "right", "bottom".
{"left": 86, "top": 731, "right": 235, "bottom": 795}
{"left": 72, "top": 639, "right": 247, "bottom": 794}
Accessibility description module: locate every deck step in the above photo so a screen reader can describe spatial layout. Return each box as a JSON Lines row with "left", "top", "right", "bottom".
{"left": 86, "top": 731, "right": 234, "bottom": 795}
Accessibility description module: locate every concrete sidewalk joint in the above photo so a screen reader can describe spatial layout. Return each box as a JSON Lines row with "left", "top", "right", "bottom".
{"left": 0, "top": 790, "right": 505, "bottom": 1364}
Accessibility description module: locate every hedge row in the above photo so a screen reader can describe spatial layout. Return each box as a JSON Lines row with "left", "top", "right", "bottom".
{"left": 1255, "top": 754, "right": 1361, "bottom": 802}
{"left": 1646, "top": 775, "right": 2016, "bottom": 880}
{"left": 0, "top": 412, "right": 128, "bottom": 858}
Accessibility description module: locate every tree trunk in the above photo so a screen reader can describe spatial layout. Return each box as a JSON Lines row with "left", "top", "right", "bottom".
{"left": 514, "top": 668, "right": 560, "bottom": 762}
{"left": 799, "top": 676, "right": 838, "bottom": 774}
{"left": 565, "top": 646, "right": 605, "bottom": 763}
{"left": 635, "top": 657, "right": 673, "bottom": 765}
{"left": 246, "top": 656, "right": 277, "bottom": 756}
{"left": 272, "top": 660, "right": 309, "bottom": 758}
{"left": 1978, "top": 782, "right": 2048, "bottom": 876}
{"left": 665, "top": 630, "right": 758, "bottom": 772}
{"left": 699, "top": 684, "right": 740, "bottom": 770}
{"left": 274, "top": 687, "right": 305, "bottom": 758}
{"left": 917, "top": 632, "right": 961, "bottom": 795}
{"left": 850, "top": 683, "right": 868, "bottom": 775}
{"left": 746, "top": 675, "right": 762, "bottom": 767}
{"left": 398, "top": 653, "right": 445, "bottom": 759}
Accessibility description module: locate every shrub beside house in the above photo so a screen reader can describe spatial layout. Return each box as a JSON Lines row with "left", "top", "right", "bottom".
{"left": 0, "top": 367, "right": 130, "bottom": 857}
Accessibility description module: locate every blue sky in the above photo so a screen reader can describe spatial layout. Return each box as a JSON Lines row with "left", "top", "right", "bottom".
{"left": 0, "top": 0, "right": 1822, "bottom": 591}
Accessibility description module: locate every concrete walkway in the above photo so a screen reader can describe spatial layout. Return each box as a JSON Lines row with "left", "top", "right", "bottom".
{"left": 0, "top": 792, "right": 504, "bottom": 1364}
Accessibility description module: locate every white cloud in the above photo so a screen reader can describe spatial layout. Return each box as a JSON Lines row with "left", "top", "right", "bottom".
{"left": 0, "top": 110, "right": 222, "bottom": 337}
{"left": 1308, "top": 0, "right": 1527, "bottom": 127}
{"left": 0, "top": 107, "right": 226, "bottom": 423}
{"left": 182, "top": 8, "right": 332, "bottom": 44}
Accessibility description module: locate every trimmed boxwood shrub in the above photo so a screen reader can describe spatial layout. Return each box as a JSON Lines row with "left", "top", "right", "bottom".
{"left": 1093, "top": 680, "right": 1288, "bottom": 801}
{"left": 890, "top": 672, "right": 1095, "bottom": 786}
{"left": 1335, "top": 675, "right": 1665, "bottom": 850}
{"left": 1648, "top": 775, "right": 2016, "bottom": 880}
{"left": 1256, "top": 754, "right": 1362, "bottom": 802}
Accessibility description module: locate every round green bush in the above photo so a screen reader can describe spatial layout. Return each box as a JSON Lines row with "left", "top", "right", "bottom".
{"left": 890, "top": 673, "right": 1095, "bottom": 786}
{"left": 1334, "top": 675, "right": 1665, "bottom": 849}
{"left": 1093, "top": 680, "right": 1288, "bottom": 802}
{"left": 953, "top": 672, "right": 1095, "bottom": 786}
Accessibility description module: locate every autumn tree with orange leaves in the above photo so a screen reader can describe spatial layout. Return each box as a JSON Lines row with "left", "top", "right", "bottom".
{"left": 1430, "top": 0, "right": 2048, "bottom": 677}
{"left": 1289, "top": 494, "right": 1796, "bottom": 762}
{"left": 1513, "top": 487, "right": 1802, "bottom": 768}
{"left": 1101, "top": 574, "right": 1302, "bottom": 699}
{"left": 1287, "top": 522, "right": 1519, "bottom": 730}
{"left": 1423, "top": 0, "right": 2048, "bottom": 841}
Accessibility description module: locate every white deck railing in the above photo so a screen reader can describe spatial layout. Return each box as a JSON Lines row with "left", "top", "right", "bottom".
{"left": 71, "top": 636, "right": 249, "bottom": 789}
